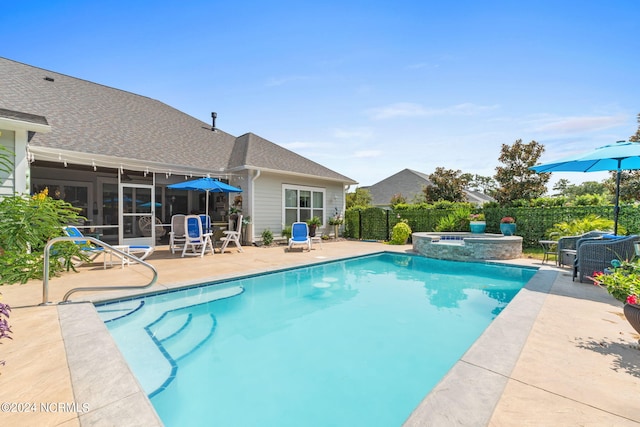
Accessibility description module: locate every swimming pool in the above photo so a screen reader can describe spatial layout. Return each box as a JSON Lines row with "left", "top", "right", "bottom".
{"left": 97, "top": 253, "right": 536, "bottom": 426}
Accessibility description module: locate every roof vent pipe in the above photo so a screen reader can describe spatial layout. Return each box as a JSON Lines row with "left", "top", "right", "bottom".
{"left": 211, "top": 112, "right": 217, "bottom": 131}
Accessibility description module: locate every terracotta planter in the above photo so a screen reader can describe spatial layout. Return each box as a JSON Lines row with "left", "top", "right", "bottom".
{"left": 623, "top": 304, "right": 640, "bottom": 335}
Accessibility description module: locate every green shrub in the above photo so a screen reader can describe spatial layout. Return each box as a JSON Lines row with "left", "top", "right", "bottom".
{"left": 389, "top": 221, "right": 412, "bottom": 244}
{"left": 0, "top": 188, "right": 85, "bottom": 284}
{"left": 435, "top": 207, "right": 471, "bottom": 232}
{"left": 546, "top": 214, "right": 621, "bottom": 238}
{"left": 573, "top": 194, "right": 607, "bottom": 206}
{"left": 282, "top": 226, "right": 292, "bottom": 239}
{"left": 261, "top": 229, "right": 273, "bottom": 245}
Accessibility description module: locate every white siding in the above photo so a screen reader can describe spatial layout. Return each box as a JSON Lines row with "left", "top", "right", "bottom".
{"left": 251, "top": 171, "right": 345, "bottom": 242}
{"left": 0, "top": 129, "right": 15, "bottom": 197}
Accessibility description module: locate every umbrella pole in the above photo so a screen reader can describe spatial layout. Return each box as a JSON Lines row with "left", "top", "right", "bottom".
{"left": 205, "top": 190, "right": 210, "bottom": 218}
{"left": 614, "top": 168, "right": 621, "bottom": 235}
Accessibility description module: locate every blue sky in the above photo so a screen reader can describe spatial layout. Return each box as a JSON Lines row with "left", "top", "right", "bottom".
{"left": 2, "top": 1, "right": 639, "bottom": 190}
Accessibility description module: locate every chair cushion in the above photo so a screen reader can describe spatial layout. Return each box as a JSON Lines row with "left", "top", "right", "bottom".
{"left": 601, "top": 234, "right": 624, "bottom": 240}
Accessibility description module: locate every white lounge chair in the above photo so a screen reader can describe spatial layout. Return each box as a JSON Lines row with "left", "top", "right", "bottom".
{"left": 220, "top": 215, "right": 243, "bottom": 254}
{"left": 63, "top": 226, "right": 154, "bottom": 267}
{"left": 169, "top": 214, "right": 186, "bottom": 254}
{"left": 63, "top": 225, "right": 107, "bottom": 268}
{"left": 182, "top": 215, "right": 214, "bottom": 257}
{"left": 288, "top": 222, "right": 311, "bottom": 252}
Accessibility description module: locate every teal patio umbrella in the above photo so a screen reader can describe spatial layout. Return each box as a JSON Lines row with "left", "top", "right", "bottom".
{"left": 167, "top": 177, "right": 242, "bottom": 218}
{"left": 530, "top": 140, "right": 640, "bottom": 235}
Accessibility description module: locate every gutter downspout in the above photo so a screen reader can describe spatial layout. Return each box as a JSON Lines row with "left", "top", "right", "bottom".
{"left": 250, "top": 170, "right": 261, "bottom": 243}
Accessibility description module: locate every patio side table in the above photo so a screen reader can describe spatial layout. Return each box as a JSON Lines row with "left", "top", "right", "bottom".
{"left": 539, "top": 240, "right": 558, "bottom": 265}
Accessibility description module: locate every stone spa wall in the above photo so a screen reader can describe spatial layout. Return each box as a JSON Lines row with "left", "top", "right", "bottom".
{"left": 412, "top": 232, "right": 522, "bottom": 261}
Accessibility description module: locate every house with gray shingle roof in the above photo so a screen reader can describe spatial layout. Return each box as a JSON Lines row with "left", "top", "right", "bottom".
{"left": 0, "top": 57, "right": 356, "bottom": 245}
{"left": 363, "top": 168, "right": 493, "bottom": 207}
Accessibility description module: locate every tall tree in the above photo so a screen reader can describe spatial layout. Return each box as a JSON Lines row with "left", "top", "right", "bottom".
{"left": 552, "top": 178, "right": 571, "bottom": 196}
{"left": 630, "top": 113, "right": 640, "bottom": 142}
{"left": 604, "top": 113, "right": 640, "bottom": 202}
{"left": 494, "top": 139, "right": 550, "bottom": 205}
{"left": 423, "top": 167, "right": 468, "bottom": 202}
{"left": 468, "top": 174, "right": 498, "bottom": 196}
{"left": 346, "top": 187, "right": 372, "bottom": 208}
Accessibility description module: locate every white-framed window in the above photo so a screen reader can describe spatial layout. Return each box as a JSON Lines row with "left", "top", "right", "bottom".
{"left": 283, "top": 185, "right": 325, "bottom": 226}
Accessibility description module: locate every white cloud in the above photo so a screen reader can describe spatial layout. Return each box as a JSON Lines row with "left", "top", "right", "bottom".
{"left": 366, "top": 102, "right": 499, "bottom": 120}
{"left": 332, "top": 127, "right": 373, "bottom": 139}
{"left": 529, "top": 115, "right": 628, "bottom": 134}
{"left": 280, "top": 141, "right": 316, "bottom": 150}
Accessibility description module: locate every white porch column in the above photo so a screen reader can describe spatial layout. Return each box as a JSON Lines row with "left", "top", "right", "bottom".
{"left": 14, "top": 129, "right": 29, "bottom": 194}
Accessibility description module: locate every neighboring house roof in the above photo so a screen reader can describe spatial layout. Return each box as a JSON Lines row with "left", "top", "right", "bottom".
{"left": 0, "top": 57, "right": 356, "bottom": 184}
{"left": 363, "top": 169, "right": 433, "bottom": 206}
{"left": 364, "top": 168, "right": 494, "bottom": 206}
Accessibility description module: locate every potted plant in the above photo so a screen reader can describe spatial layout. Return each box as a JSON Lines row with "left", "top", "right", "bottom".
{"left": 328, "top": 208, "right": 343, "bottom": 239}
{"left": 592, "top": 259, "right": 640, "bottom": 335}
{"left": 500, "top": 216, "right": 516, "bottom": 236}
{"left": 469, "top": 213, "right": 486, "bottom": 234}
{"left": 306, "top": 216, "right": 321, "bottom": 237}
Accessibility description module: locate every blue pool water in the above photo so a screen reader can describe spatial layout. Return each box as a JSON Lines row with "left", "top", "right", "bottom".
{"left": 97, "top": 253, "right": 536, "bottom": 427}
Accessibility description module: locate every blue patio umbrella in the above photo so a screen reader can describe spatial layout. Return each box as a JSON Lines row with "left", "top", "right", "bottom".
{"left": 167, "top": 177, "right": 242, "bottom": 217}
{"left": 530, "top": 140, "right": 640, "bottom": 235}
{"left": 139, "top": 201, "right": 162, "bottom": 208}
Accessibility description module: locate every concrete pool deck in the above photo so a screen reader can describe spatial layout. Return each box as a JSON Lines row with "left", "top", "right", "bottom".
{"left": 0, "top": 241, "right": 639, "bottom": 426}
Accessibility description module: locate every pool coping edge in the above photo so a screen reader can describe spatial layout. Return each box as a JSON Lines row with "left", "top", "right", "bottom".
{"left": 402, "top": 267, "right": 557, "bottom": 426}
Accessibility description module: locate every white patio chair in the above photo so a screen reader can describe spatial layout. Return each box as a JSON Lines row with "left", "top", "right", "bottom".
{"left": 169, "top": 214, "right": 186, "bottom": 254}
{"left": 219, "top": 215, "right": 244, "bottom": 254}
{"left": 288, "top": 222, "right": 311, "bottom": 252}
{"left": 182, "top": 215, "right": 214, "bottom": 257}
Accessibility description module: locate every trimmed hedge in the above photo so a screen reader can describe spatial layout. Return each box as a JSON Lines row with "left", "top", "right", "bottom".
{"left": 345, "top": 205, "right": 640, "bottom": 248}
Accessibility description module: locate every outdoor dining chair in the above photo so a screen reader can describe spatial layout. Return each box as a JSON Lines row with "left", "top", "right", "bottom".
{"left": 219, "top": 215, "right": 243, "bottom": 254}
{"left": 182, "top": 215, "right": 214, "bottom": 257}
{"left": 169, "top": 214, "right": 186, "bottom": 254}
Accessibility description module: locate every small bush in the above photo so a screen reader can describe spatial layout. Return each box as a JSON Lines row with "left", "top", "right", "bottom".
{"left": 435, "top": 207, "right": 471, "bottom": 232}
{"left": 261, "top": 229, "right": 273, "bottom": 246}
{"left": 282, "top": 226, "right": 292, "bottom": 239}
{"left": 389, "top": 221, "right": 412, "bottom": 244}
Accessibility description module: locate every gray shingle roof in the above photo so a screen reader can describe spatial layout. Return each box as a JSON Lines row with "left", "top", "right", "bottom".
{"left": 0, "top": 57, "right": 355, "bottom": 183}
{"left": 231, "top": 133, "right": 356, "bottom": 182}
{"left": 0, "top": 108, "right": 48, "bottom": 126}
{"left": 365, "top": 169, "right": 433, "bottom": 205}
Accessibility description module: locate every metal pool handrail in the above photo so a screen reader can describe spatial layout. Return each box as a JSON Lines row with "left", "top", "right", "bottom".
{"left": 42, "top": 236, "right": 158, "bottom": 305}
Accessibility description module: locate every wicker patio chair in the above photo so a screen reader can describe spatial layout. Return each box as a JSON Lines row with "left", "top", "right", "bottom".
{"left": 557, "top": 230, "right": 609, "bottom": 267}
{"left": 573, "top": 235, "right": 640, "bottom": 283}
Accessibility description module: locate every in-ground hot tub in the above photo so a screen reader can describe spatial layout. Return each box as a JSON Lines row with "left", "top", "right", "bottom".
{"left": 412, "top": 232, "right": 522, "bottom": 261}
